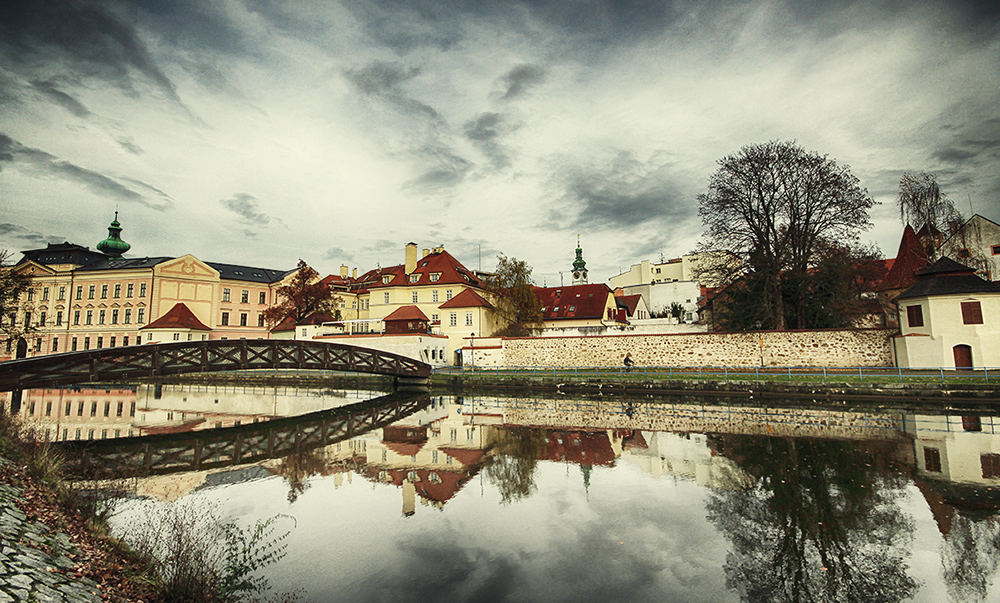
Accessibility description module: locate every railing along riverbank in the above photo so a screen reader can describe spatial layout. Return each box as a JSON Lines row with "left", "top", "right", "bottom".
{"left": 431, "top": 364, "right": 1000, "bottom": 402}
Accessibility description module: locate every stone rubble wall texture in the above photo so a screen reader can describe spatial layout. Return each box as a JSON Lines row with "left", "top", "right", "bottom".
{"left": 501, "top": 328, "right": 895, "bottom": 367}
{"left": 481, "top": 396, "right": 906, "bottom": 441}
{"left": 0, "top": 460, "right": 102, "bottom": 602}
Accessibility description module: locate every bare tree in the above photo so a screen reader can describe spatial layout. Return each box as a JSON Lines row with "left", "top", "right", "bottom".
{"left": 897, "top": 171, "right": 962, "bottom": 233}
{"left": 698, "top": 141, "right": 875, "bottom": 330}
{"left": 483, "top": 255, "right": 543, "bottom": 337}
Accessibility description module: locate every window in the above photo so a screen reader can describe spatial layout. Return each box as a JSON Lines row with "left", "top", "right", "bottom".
{"left": 100, "top": 284, "right": 108, "bottom": 299}
{"left": 83, "top": 337, "right": 90, "bottom": 350}
{"left": 466, "top": 312, "right": 473, "bottom": 326}
{"left": 137, "top": 308, "right": 144, "bottom": 323}
{"left": 449, "top": 312, "right": 457, "bottom": 326}
{"left": 110, "top": 336, "right": 116, "bottom": 347}
{"left": 982, "top": 454, "right": 1000, "bottom": 479}
{"left": 412, "top": 291, "right": 419, "bottom": 303}
{"left": 906, "top": 305, "right": 924, "bottom": 328}
{"left": 71, "top": 337, "right": 77, "bottom": 351}
{"left": 98, "top": 309, "right": 106, "bottom": 324}
{"left": 45, "top": 401, "right": 52, "bottom": 417}
{"left": 85, "top": 310, "right": 93, "bottom": 325}
{"left": 430, "top": 273, "right": 440, "bottom": 282}
{"left": 88, "top": 285, "right": 95, "bottom": 299}
{"left": 76, "top": 285, "right": 83, "bottom": 300}
{"left": 41, "top": 287, "right": 48, "bottom": 301}
{"left": 432, "top": 314, "right": 439, "bottom": 323}
{"left": 963, "top": 416, "right": 982, "bottom": 432}
{"left": 993, "top": 245, "right": 1000, "bottom": 256}
{"left": 126, "top": 283, "right": 134, "bottom": 298}
{"left": 446, "top": 289, "right": 453, "bottom": 300}
{"left": 34, "top": 338, "right": 41, "bottom": 352}
{"left": 241, "top": 290, "right": 249, "bottom": 303}
{"left": 58, "top": 286, "right": 65, "bottom": 300}
{"left": 240, "top": 313, "right": 248, "bottom": 327}
{"left": 91, "top": 402, "right": 97, "bottom": 417}
{"left": 51, "top": 338, "right": 58, "bottom": 352}
{"left": 173, "top": 333, "right": 180, "bottom": 341}
{"left": 123, "top": 336, "right": 129, "bottom": 346}
{"left": 55, "top": 312, "right": 62, "bottom": 326}
{"left": 962, "top": 301, "right": 983, "bottom": 325}
{"left": 26, "top": 289, "right": 33, "bottom": 302}
{"left": 39, "top": 312, "right": 46, "bottom": 326}
{"left": 111, "top": 309, "right": 118, "bottom": 324}
{"left": 257, "top": 314, "right": 265, "bottom": 327}
{"left": 77, "top": 403, "right": 84, "bottom": 417}
{"left": 139, "top": 283, "right": 147, "bottom": 297}
{"left": 124, "top": 308, "right": 132, "bottom": 324}
{"left": 113, "top": 284, "right": 120, "bottom": 298}
{"left": 383, "top": 292, "right": 390, "bottom": 304}
{"left": 259, "top": 291, "right": 266, "bottom": 304}
{"left": 222, "top": 288, "right": 231, "bottom": 302}
{"left": 924, "top": 447, "right": 942, "bottom": 472}
{"left": 221, "top": 311, "right": 230, "bottom": 326}
{"left": 432, "top": 290, "right": 439, "bottom": 302}
{"left": 96, "top": 336, "right": 102, "bottom": 348}
{"left": 409, "top": 274, "right": 419, "bottom": 283}
{"left": 382, "top": 275, "right": 392, "bottom": 284}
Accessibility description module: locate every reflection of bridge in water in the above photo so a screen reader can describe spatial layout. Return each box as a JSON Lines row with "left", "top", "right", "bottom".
{"left": 56, "top": 391, "right": 430, "bottom": 477}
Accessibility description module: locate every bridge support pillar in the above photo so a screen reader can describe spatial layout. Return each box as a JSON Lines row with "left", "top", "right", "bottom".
{"left": 394, "top": 376, "right": 429, "bottom": 392}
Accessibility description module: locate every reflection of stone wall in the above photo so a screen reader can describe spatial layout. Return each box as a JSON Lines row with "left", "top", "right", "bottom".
{"left": 501, "top": 328, "right": 894, "bottom": 367}
{"left": 482, "top": 397, "right": 907, "bottom": 441}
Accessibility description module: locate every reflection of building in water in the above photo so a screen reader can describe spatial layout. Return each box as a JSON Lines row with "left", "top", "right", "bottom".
{"left": 360, "top": 396, "right": 494, "bottom": 515}
{"left": 9, "top": 383, "right": 386, "bottom": 441}
{"left": 906, "top": 414, "right": 1000, "bottom": 486}
{"left": 11, "top": 387, "right": 138, "bottom": 441}
{"left": 619, "top": 431, "right": 753, "bottom": 490}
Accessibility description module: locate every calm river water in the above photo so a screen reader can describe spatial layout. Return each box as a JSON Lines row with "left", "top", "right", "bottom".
{"left": 12, "top": 383, "right": 1000, "bottom": 602}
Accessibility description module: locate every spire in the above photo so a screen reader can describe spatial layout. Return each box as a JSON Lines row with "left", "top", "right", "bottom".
{"left": 572, "top": 234, "right": 588, "bottom": 284}
{"left": 96, "top": 211, "right": 131, "bottom": 257}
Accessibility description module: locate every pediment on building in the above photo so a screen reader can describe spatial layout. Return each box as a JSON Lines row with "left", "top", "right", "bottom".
{"left": 14, "top": 260, "right": 55, "bottom": 277}
{"left": 154, "top": 255, "right": 219, "bottom": 280}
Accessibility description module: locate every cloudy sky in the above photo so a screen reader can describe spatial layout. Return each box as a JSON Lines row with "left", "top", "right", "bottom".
{"left": 1, "top": 0, "right": 998, "bottom": 285}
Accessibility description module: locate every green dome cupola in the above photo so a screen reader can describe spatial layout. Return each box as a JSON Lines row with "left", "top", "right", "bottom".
{"left": 572, "top": 234, "right": 588, "bottom": 284}
{"left": 96, "top": 212, "right": 131, "bottom": 257}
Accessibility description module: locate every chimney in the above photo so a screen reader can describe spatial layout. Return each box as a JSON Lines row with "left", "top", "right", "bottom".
{"left": 352, "top": 268, "right": 357, "bottom": 279}
{"left": 422, "top": 248, "right": 430, "bottom": 258}
{"left": 405, "top": 242, "right": 418, "bottom": 275}
{"left": 340, "top": 265, "right": 349, "bottom": 278}
{"left": 432, "top": 245, "right": 445, "bottom": 254}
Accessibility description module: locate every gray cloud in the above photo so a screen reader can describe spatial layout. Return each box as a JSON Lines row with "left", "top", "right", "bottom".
{"left": 0, "top": 134, "right": 172, "bottom": 210}
{"left": 0, "top": 0, "right": 182, "bottom": 104}
{"left": 0, "top": 223, "right": 65, "bottom": 248}
{"left": 323, "top": 247, "right": 356, "bottom": 263}
{"left": 550, "top": 151, "right": 694, "bottom": 230}
{"left": 404, "top": 143, "right": 472, "bottom": 192}
{"left": 30, "top": 79, "right": 91, "bottom": 118}
{"left": 464, "top": 112, "right": 513, "bottom": 169}
{"left": 219, "top": 193, "right": 272, "bottom": 227}
{"left": 116, "top": 137, "right": 143, "bottom": 155}
{"left": 498, "top": 64, "right": 546, "bottom": 100}
{"left": 344, "top": 61, "right": 440, "bottom": 121}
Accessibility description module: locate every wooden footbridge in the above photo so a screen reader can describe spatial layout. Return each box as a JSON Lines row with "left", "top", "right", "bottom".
{"left": 57, "top": 390, "right": 431, "bottom": 477}
{"left": 0, "top": 340, "right": 430, "bottom": 392}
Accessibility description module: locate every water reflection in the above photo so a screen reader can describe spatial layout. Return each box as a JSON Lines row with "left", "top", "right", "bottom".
{"left": 14, "top": 386, "right": 1000, "bottom": 602}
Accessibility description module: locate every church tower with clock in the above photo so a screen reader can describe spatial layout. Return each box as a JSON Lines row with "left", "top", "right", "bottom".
{"left": 572, "top": 235, "right": 588, "bottom": 285}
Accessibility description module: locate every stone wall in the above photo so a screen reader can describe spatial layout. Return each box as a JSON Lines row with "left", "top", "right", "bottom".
{"left": 500, "top": 328, "right": 895, "bottom": 368}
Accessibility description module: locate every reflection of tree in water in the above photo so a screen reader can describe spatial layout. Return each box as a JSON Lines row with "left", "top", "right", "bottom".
{"left": 276, "top": 448, "right": 328, "bottom": 504}
{"left": 942, "top": 511, "right": 1000, "bottom": 602}
{"left": 484, "top": 426, "right": 548, "bottom": 504}
{"left": 706, "top": 436, "right": 917, "bottom": 603}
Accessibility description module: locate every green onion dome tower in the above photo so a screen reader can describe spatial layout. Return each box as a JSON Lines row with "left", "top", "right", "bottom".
{"left": 96, "top": 212, "right": 131, "bottom": 257}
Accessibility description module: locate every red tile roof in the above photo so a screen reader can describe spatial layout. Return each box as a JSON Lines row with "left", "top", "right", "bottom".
{"left": 438, "top": 288, "right": 493, "bottom": 309}
{"left": 535, "top": 284, "right": 614, "bottom": 321}
{"left": 357, "top": 249, "right": 483, "bottom": 290}
{"left": 619, "top": 294, "right": 643, "bottom": 316}
{"left": 297, "top": 311, "right": 338, "bottom": 326}
{"left": 384, "top": 305, "right": 429, "bottom": 322}
{"left": 270, "top": 316, "right": 296, "bottom": 333}
{"left": 879, "top": 224, "right": 931, "bottom": 292}
{"left": 141, "top": 303, "right": 210, "bottom": 331}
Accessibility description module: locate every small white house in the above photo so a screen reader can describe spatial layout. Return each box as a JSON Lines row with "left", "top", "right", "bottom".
{"left": 893, "top": 258, "right": 1000, "bottom": 369}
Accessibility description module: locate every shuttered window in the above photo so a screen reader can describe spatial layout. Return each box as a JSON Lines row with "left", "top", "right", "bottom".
{"left": 906, "top": 305, "right": 923, "bottom": 328}
{"left": 982, "top": 454, "right": 1000, "bottom": 479}
{"left": 961, "top": 301, "right": 983, "bottom": 325}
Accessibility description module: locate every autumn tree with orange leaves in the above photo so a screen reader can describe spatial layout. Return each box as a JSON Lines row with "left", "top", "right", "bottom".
{"left": 263, "top": 260, "right": 339, "bottom": 326}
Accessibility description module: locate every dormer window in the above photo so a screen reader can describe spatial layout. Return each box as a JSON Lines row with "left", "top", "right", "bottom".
{"left": 382, "top": 275, "right": 392, "bottom": 284}
{"left": 409, "top": 274, "right": 420, "bottom": 283}
{"left": 569, "top": 306, "right": 576, "bottom": 312}
{"left": 430, "top": 273, "right": 441, "bottom": 282}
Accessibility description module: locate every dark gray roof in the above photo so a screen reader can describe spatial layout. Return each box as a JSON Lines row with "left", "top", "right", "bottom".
{"left": 75, "top": 257, "right": 172, "bottom": 271}
{"left": 897, "top": 258, "right": 1000, "bottom": 300}
{"left": 18, "top": 242, "right": 106, "bottom": 267}
{"left": 206, "top": 262, "right": 294, "bottom": 283}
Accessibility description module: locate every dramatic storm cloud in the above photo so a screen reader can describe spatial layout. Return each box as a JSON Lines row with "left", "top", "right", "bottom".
{"left": 1, "top": 0, "right": 997, "bottom": 283}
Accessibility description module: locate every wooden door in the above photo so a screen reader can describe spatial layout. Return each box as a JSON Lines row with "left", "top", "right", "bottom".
{"left": 953, "top": 344, "right": 973, "bottom": 369}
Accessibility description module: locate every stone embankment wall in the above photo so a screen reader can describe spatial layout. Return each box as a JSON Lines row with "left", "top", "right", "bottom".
{"left": 497, "top": 328, "right": 894, "bottom": 367}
